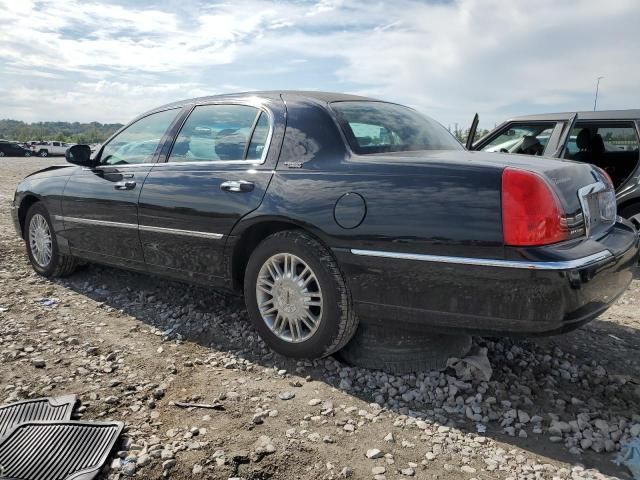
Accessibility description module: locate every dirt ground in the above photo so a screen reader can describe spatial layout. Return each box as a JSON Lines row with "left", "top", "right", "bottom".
{"left": 1, "top": 156, "right": 639, "bottom": 480}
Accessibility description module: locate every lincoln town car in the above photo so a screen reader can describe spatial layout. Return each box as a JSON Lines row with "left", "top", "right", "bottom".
{"left": 12, "top": 91, "right": 640, "bottom": 358}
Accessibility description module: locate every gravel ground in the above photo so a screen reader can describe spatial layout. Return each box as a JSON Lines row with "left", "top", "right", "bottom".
{"left": 1, "top": 156, "right": 639, "bottom": 480}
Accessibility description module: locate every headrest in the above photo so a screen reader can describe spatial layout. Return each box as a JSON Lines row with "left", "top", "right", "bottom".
{"left": 520, "top": 135, "right": 540, "bottom": 151}
{"left": 592, "top": 133, "right": 605, "bottom": 154}
{"left": 576, "top": 129, "right": 591, "bottom": 150}
{"left": 215, "top": 130, "right": 246, "bottom": 160}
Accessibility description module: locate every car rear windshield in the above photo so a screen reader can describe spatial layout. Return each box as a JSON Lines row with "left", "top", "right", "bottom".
{"left": 330, "top": 101, "right": 462, "bottom": 154}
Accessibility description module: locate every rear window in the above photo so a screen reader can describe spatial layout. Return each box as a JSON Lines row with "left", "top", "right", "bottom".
{"left": 331, "top": 101, "right": 462, "bottom": 154}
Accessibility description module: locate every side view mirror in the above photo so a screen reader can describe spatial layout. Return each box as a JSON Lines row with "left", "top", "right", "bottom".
{"left": 65, "top": 144, "right": 95, "bottom": 167}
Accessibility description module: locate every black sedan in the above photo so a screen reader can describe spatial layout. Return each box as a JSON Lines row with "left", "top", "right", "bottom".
{"left": 11, "top": 91, "right": 640, "bottom": 359}
{"left": 0, "top": 141, "right": 31, "bottom": 157}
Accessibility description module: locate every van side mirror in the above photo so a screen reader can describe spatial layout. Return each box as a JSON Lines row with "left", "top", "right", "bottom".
{"left": 65, "top": 144, "right": 95, "bottom": 167}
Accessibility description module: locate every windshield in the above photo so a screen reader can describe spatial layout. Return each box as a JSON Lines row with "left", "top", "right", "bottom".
{"left": 331, "top": 101, "right": 462, "bottom": 154}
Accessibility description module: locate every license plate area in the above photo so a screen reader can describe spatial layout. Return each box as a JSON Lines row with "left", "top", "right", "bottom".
{"left": 578, "top": 181, "right": 616, "bottom": 237}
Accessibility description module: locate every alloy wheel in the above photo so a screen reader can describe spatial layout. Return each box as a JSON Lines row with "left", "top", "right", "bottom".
{"left": 256, "top": 253, "right": 323, "bottom": 343}
{"left": 29, "top": 213, "right": 53, "bottom": 268}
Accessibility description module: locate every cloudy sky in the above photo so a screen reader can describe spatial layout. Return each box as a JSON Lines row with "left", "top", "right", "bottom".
{"left": 1, "top": 0, "right": 639, "bottom": 128}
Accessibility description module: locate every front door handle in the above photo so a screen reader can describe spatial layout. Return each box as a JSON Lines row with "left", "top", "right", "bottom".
{"left": 220, "top": 180, "right": 254, "bottom": 193}
{"left": 115, "top": 180, "right": 136, "bottom": 190}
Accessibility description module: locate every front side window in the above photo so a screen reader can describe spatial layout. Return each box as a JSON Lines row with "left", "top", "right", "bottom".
{"left": 331, "top": 101, "right": 462, "bottom": 154}
{"left": 100, "top": 108, "right": 179, "bottom": 166}
{"left": 169, "top": 104, "right": 268, "bottom": 162}
{"left": 481, "top": 123, "right": 555, "bottom": 156}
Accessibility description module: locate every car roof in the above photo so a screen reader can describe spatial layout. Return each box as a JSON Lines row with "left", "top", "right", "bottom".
{"left": 509, "top": 109, "right": 640, "bottom": 122}
{"left": 146, "top": 90, "right": 380, "bottom": 115}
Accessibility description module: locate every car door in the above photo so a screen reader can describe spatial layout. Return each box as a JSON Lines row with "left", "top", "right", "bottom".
{"left": 59, "top": 107, "right": 182, "bottom": 269}
{"left": 138, "top": 99, "right": 285, "bottom": 284}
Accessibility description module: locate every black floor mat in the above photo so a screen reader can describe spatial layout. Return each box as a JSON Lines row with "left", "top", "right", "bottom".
{"left": 0, "top": 420, "right": 123, "bottom": 480}
{"left": 0, "top": 396, "right": 76, "bottom": 440}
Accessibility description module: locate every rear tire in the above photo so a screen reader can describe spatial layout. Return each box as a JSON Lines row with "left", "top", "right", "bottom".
{"left": 39, "top": 150, "right": 48, "bottom": 157}
{"left": 244, "top": 230, "right": 358, "bottom": 358}
{"left": 338, "top": 324, "right": 472, "bottom": 374}
{"left": 25, "top": 202, "right": 78, "bottom": 277}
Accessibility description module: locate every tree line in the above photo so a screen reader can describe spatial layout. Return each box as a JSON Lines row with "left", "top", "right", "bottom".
{"left": 0, "top": 119, "right": 123, "bottom": 144}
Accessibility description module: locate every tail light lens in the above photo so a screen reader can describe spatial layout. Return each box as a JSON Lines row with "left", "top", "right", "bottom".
{"left": 502, "top": 167, "right": 569, "bottom": 246}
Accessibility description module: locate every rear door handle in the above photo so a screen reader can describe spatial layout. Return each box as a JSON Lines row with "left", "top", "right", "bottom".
{"left": 115, "top": 181, "right": 136, "bottom": 190}
{"left": 220, "top": 180, "right": 254, "bottom": 193}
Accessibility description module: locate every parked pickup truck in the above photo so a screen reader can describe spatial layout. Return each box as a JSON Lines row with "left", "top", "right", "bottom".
{"left": 31, "top": 141, "right": 73, "bottom": 157}
{"left": 467, "top": 110, "right": 640, "bottom": 228}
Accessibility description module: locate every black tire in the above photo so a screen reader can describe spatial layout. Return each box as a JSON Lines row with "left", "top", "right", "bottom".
{"left": 39, "top": 150, "right": 48, "bottom": 157}
{"left": 24, "top": 202, "right": 78, "bottom": 277}
{"left": 24, "top": 151, "right": 31, "bottom": 157}
{"left": 244, "top": 230, "right": 358, "bottom": 358}
{"left": 0, "top": 152, "right": 5, "bottom": 157}
{"left": 338, "top": 324, "right": 472, "bottom": 375}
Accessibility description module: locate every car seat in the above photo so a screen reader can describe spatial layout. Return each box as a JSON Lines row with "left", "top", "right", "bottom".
{"left": 573, "top": 129, "right": 592, "bottom": 162}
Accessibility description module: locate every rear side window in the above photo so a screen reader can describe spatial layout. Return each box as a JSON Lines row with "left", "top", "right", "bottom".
{"left": 246, "top": 113, "right": 270, "bottom": 161}
{"left": 331, "top": 101, "right": 462, "bottom": 154}
{"left": 169, "top": 104, "right": 269, "bottom": 162}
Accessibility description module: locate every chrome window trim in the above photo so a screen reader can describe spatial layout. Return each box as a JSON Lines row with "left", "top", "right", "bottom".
{"left": 54, "top": 216, "right": 223, "bottom": 240}
{"left": 350, "top": 248, "right": 613, "bottom": 270}
{"left": 157, "top": 103, "right": 274, "bottom": 167}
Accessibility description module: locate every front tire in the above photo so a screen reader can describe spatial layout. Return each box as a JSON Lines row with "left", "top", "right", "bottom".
{"left": 25, "top": 202, "right": 78, "bottom": 277}
{"left": 244, "top": 230, "right": 358, "bottom": 358}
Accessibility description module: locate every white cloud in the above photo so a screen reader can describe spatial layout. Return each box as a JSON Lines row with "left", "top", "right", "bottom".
{"left": 0, "top": 0, "right": 639, "bottom": 127}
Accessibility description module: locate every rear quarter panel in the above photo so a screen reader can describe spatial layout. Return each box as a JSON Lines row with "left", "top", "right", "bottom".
{"left": 235, "top": 97, "right": 506, "bottom": 313}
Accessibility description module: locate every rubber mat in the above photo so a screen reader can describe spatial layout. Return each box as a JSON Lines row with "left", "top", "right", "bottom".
{"left": 0, "top": 396, "right": 76, "bottom": 440}
{"left": 0, "top": 421, "right": 123, "bottom": 480}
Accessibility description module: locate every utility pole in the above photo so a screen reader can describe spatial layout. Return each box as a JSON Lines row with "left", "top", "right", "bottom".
{"left": 593, "top": 76, "right": 604, "bottom": 111}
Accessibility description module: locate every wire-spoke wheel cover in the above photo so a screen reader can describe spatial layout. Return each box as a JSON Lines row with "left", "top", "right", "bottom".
{"left": 256, "top": 253, "right": 323, "bottom": 343}
{"left": 29, "top": 213, "right": 53, "bottom": 268}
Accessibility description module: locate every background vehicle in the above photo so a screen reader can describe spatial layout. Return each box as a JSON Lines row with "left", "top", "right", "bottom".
{"left": 11, "top": 92, "right": 640, "bottom": 360}
{"left": 469, "top": 110, "right": 640, "bottom": 227}
{"left": 0, "top": 141, "right": 31, "bottom": 157}
{"left": 31, "top": 141, "right": 73, "bottom": 157}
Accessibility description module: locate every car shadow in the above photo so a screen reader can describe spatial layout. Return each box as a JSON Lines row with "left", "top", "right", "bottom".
{"left": 58, "top": 263, "right": 640, "bottom": 477}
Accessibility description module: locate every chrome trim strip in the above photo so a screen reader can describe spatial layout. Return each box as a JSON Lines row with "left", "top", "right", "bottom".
{"left": 139, "top": 224, "right": 223, "bottom": 239}
{"left": 350, "top": 248, "right": 614, "bottom": 270}
{"left": 55, "top": 215, "right": 223, "bottom": 239}
{"left": 57, "top": 216, "right": 137, "bottom": 229}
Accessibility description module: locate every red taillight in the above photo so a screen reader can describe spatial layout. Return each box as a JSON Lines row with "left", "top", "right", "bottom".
{"left": 502, "top": 167, "right": 568, "bottom": 246}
